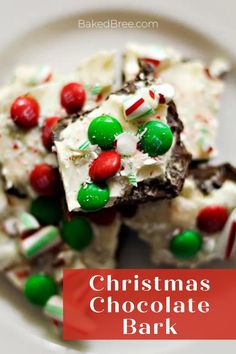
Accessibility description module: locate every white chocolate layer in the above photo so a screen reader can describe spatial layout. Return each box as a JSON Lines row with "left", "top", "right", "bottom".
{"left": 55, "top": 81, "right": 175, "bottom": 212}
{"left": 159, "top": 61, "right": 223, "bottom": 159}
{"left": 123, "top": 43, "right": 227, "bottom": 160}
{"left": 0, "top": 51, "right": 116, "bottom": 195}
{"left": 82, "top": 215, "right": 121, "bottom": 269}
{"left": 125, "top": 178, "right": 236, "bottom": 267}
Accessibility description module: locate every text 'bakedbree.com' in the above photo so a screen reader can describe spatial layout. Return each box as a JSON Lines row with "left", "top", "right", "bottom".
{"left": 78, "top": 19, "right": 159, "bottom": 30}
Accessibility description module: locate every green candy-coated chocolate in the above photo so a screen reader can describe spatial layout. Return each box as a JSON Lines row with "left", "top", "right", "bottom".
{"left": 77, "top": 182, "right": 110, "bottom": 211}
{"left": 170, "top": 230, "right": 203, "bottom": 259}
{"left": 88, "top": 115, "right": 123, "bottom": 150}
{"left": 61, "top": 217, "right": 93, "bottom": 251}
{"left": 138, "top": 120, "right": 173, "bottom": 157}
{"left": 30, "top": 197, "right": 62, "bottom": 225}
{"left": 24, "top": 274, "right": 57, "bottom": 306}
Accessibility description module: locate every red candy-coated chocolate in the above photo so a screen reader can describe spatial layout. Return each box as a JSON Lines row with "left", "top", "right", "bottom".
{"left": 87, "top": 207, "right": 117, "bottom": 226}
{"left": 89, "top": 151, "right": 121, "bottom": 182}
{"left": 197, "top": 205, "right": 228, "bottom": 234}
{"left": 30, "top": 163, "right": 59, "bottom": 196}
{"left": 42, "top": 116, "right": 60, "bottom": 151}
{"left": 10, "top": 96, "right": 40, "bottom": 129}
{"left": 60, "top": 82, "right": 86, "bottom": 114}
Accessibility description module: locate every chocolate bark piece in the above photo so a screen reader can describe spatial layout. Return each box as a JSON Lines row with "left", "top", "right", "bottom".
{"left": 0, "top": 52, "right": 116, "bottom": 197}
{"left": 54, "top": 76, "right": 191, "bottom": 212}
{"left": 123, "top": 163, "right": 236, "bottom": 267}
{"left": 114, "top": 100, "right": 191, "bottom": 205}
{"left": 123, "top": 43, "right": 228, "bottom": 160}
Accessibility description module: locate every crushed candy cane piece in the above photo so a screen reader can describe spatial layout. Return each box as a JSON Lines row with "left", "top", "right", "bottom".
{"left": 91, "top": 85, "right": 102, "bottom": 95}
{"left": 44, "top": 295, "right": 63, "bottom": 323}
{"left": 77, "top": 140, "right": 91, "bottom": 151}
{"left": 17, "top": 212, "right": 40, "bottom": 234}
{"left": 123, "top": 95, "right": 154, "bottom": 121}
{"left": 128, "top": 173, "right": 138, "bottom": 187}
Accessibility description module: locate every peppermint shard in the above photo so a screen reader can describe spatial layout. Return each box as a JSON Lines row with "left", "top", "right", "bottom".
{"left": 54, "top": 76, "right": 191, "bottom": 213}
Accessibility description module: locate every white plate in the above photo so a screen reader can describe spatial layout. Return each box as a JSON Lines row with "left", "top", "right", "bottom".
{"left": 0, "top": 0, "right": 236, "bottom": 353}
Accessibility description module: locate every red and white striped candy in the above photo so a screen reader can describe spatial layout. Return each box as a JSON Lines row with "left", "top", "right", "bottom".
{"left": 145, "top": 89, "right": 159, "bottom": 110}
{"left": 215, "top": 208, "right": 236, "bottom": 259}
{"left": 20, "top": 226, "right": 61, "bottom": 259}
{"left": 123, "top": 94, "right": 154, "bottom": 121}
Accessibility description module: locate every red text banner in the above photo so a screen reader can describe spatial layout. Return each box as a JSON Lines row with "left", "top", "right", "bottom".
{"left": 63, "top": 269, "right": 236, "bottom": 340}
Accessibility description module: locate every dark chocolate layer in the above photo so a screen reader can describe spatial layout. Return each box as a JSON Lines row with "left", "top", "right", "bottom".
{"left": 189, "top": 163, "right": 236, "bottom": 194}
